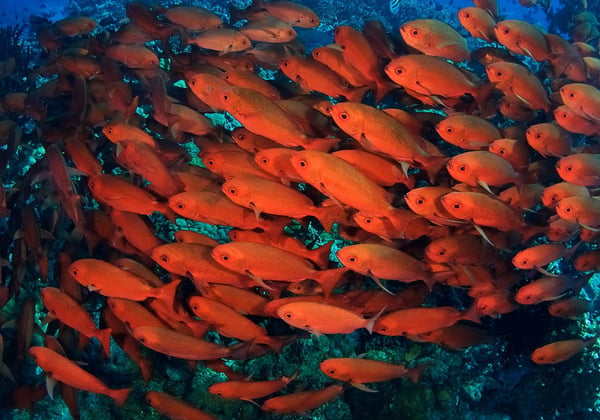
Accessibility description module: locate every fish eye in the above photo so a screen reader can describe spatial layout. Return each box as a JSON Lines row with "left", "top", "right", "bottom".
{"left": 446, "top": 127, "right": 453, "bottom": 133}
{"left": 348, "top": 256, "right": 357, "bottom": 262}
{"left": 281, "top": 60, "right": 289, "bottom": 67}
{"left": 498, "top": 148, "right": 505, "bottom": 154}
{"left": 503, "top": 28, "right": 510, "bottom": 35}
{"left": 569, "top": 92, "right": 575, "bottom": 99}
{"left": 284, "top": 312, "right": 292, "bottom": 318}
{"left": 221, "top": 254, "right": 230, "bottom": 261}
{"left": 328, "top": 369, "right": 336, "bottom": 374}
{"left": 521, "top": 259, "right": 527, "bottom": 265}
{"left": 176, "top": 202, "right": 185, "bottom": 209}
{"left": 261, "top": 158, "right": 268, "bottom": 164}
{"left": 139, "top": 337, "right": 145, "bottom": 343}
{"left": 192, "top": 304, "right": 198, "bottom": 310}
{"left": 395, "top": 67, "right": 404, "bottom": 75}
{"left": 379, "top": 326, "right": 387, "bottom": 332}
{"left": 496, "top": 70, "right": 503, "bottom": 77}
{"left": 206, "top": 159, "right": 214, "bottom": 165}
{"left": 313, "top": 51, "right": 320, "bottom": 56}
{"left": 551, "top": 195, "right": 558, "bottom": 202}
{"left": 535, "top": 133, "right": 542, "bottom": 139}
{"left": 561, "top": 112, "right": 568, "bottom": 118}
{"left": 416, "top": 198, "right": 425, "bottom": 205}
{"left": 464, "top": 12, "right": 471, "bottom": 18}
{"left": 228, "top": 188, "right": 237, "bottom": 195}
{"left": 452, "top": 203, "right": 461, "bottom": 209}
{"left": 106, "top": 128, "right": 113, "bottom": 134}
{"left": 236, "top": 133, "right": 245, "bottom": 140}
{"left": 298, "top": 160, "right": 307, "bottom": 168}
{"left": 458, "top": 165, "right": 467, "bottom": 171}
{"left": 438, "top": 250, "right": 445, "bottom": 256}
{"left": 222, "top": 94, "right": 229, "bottom": 101}
{"left": 339, "top": 112, "right": 348, "bottom": 120}
{"left": 364, "top": 218, "right": 372, "bottom": 224}
{"left": 160, "top": 255, "right": 169, "bottom": 263}
{"left": 564, "top": 207, "right": 572, "bottom": 213}
{"left": 215, "top": 391, "right": 222, "bottom": 396}
{"left": 223, "top": 74, "right": 230, "bottom": 80}
{"left": 411, "top": 29, "right": 419, "bottom": 36}
{"left": 566, "top": 166, "right": 572, "bottom": 171}
{"left": 71, "top": 269, "right": 78, "bottom": 276}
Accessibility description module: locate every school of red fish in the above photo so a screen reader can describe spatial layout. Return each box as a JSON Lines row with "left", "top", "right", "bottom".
{"left": 0, "top": 0, "right": 599, "bottom": 418}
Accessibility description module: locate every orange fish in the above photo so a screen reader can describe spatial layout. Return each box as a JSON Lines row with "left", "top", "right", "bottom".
{"left": 515, "top": 275, "right": 590, "bottom": 304}
{"left": 548, "top": 297, "right": 592, "bottom": 319}
{"left": 279, "top": 56, "right": 368, "bottom": 102}
{"left": 385, "top": 54, "right": 488, "bottom": 107}
{"left": 555, "top": 153, "right": 600, "bottom": 187}
{"left": 560, "top": 83, "right": 600, "bottom": 123}
{"left": 222, "top": 68, "right": 281, "bottom": 100}
{"left": 253, "top": 0, "right": 320, "bottom": 28}
{"left": 488, "top": 139, "right": 530, "bottom": 172}
{"left": 425, "top": 234, "right": 498, "bottom": 266}
{"left": 541, "top": 182, "right": 590, "bottom": 209}
{"left": 525, "top": 123, "right": 572, "bottom": 158}
{"left": 400, "top": 19, "right": 469, "bottom": 61}
{"left": 211, "top": 241, "right": 348, "bottom": 297}
{"left": 163, "top": 5, "right": 222, "bottom": 31}
{"left": 337, "top": 244, "right": 441, "bottom": 291}
{"left": 105, "top": 44, "right": 159, "bottom": 69}
{"left": 418, "top": 324, "right": 493, "bottom": 350}
{"left": 555, "top": 195, "right": 600, "bottom": 230}
{"left": 132, "top": 326, "right": 233, "bottom": 360}
{"left": 187, "top": 28, "right": 251, "bottom": 54}
{"left": 209, "top": 372, "right": 297, "bottom": 402}
{"left": 261, "top": 384, "right": 344, "bottom": 414}
{"left": 146, "top": 391, "right": 216, "bottom": 420}
{"left": 219, "top": 86, "right": 335, "bottom": 151}
{"left": 476, "top": 291, "right": 519, "bottom": 318}
{"left": 311, "top": 45, "right": 370, "bottom": 88}
{"left": 329, "top": 103, "right": 446, "bottom": 182}
{"left": 151, "top": 242, "right": 257, "bottom": 290}
{"left": 332, "top": 149, "right": 414, "bottom": 188}
{"left": 531, "top": 336, "right": 598, "bottom": 364}
{"left": 69, "top": 258, "right": 180, "bottom": 302}
{"left": 187, "top": 73, "right": 231, "bottom": 111}
{"left": 446, "top": 151, "right": 521, "bottom": 193}
{"left": 334, "top": 25, "right": 395, "bottom": 102}
{"left": 254, "top": 148, "right": 305, "bottom": 184}
{"left": 240, "top": 16, "right": 297, "bottom": 43}
{"left": 374, "top": 305, "right": 480, "bottom": 336}
{"left": 353, "top": 209, "right": 448, "bottom": 242}
{"left": 486, "top": 62, "right": 551, "bottom": 112}
{"left": 231, "top": 127, "right": 282, "bottom": 154}
{"left": 289, "top": 150, "right": 396, "bottom": 218}
{"left": 320, "top": 358, "right": 424, "bottom": 391}
{"left": 436, "top": 114, "right": 501, "bottom": 150}
{"left": 221, "top": 174, "right": 342, "bottom": 230}
{"left": 553, "top": 105, "right": 600, "bottom": 136}
{"left": 494, "top": 20, "right": 551, "bottom": 61}
{"left": 202, "top": 283, "right": 271, "bottom": 317}
{"left": 88, "top": 174, "right": 170, "bottom": 217}
{"left": 29, "top": 346, "right": 131, "bottom": 407}
{"left": 512, "top": 243, "right": 575, "bottom": 275}
{"left": 574, "top": 249, "right": 600, "bottom": 272}
{"left": 51, "top": 15, "right": 97, "bottom": 37}
{"left": 189, "top": 296, "right": 285, "bottom": 351}
{"left": 404, "top": 186, "right": 464, "bottom": 226}
{"left": 276, "top": 301, "right": 377, "bottom": 335}
{"left": 457, "top": 7, "right": 496, "bottom": 42}
{"left": 41, "top": 287, "right": 112, "bottom": 358}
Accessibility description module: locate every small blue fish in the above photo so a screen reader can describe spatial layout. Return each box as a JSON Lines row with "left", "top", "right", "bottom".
{"left": 389, "top": 0, "right": 400, "bottom": 14}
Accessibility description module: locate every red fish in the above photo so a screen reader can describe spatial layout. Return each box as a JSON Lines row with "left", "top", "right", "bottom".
{"left": 531, "top": 336, "right": 598, "bottom": 364}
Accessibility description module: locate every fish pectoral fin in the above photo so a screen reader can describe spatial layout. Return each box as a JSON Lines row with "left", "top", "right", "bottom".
{"left": 535, "top": 266, "right": 558, "bottom": 277}
{"left": 476, "top": 180, "right": 496, "bottom": 196}
{"left": 367, "top": 270, "right": 394, "bottom": 295}
{"left": 45, "top": 376, "right": 57, "bottom": 399}
{"left": 514, "top": 92, "right": 534, "bottom": 110}
{"left": 520, "top": 45, "right": 536, "bottom": 60}
{"left": 350, "top": 382, "right": 378, "bottom": 393}
{"left": 580, "top": 222, "right": 600, "bottom": 232}
{"left": 241, "top": 398, "right": 261, "bottom": 407}
{"left": 245, "top": 270, "right": 274, "bottom": 290}
{"left": 248, "top": 201, "right": 262, "bottom": 220}
{"left": 581, "top": 108, "right": 600, "bottom": 123}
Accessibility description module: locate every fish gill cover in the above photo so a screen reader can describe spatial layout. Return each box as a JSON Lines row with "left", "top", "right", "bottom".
{"left": 0, "top": 0, "right": 598, "bottom": 419}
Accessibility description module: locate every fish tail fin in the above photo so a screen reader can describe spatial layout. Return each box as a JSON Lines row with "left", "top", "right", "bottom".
{"left": 306, "top": 240, "right": 333, "bottom": 270}
{"left": 472, "top": 82, "right": 496, "bottom": 113}
{"left": 264, "top": 335, "right": 290, "bottom": 353}
{"left": 109, "top": 387, "right": 132, "bottom": 407}
{"left": 344, "top": 86, "right": 370, "bottom": 103}
{"left": 312, "top": 205, "right": 344, "bottom": 233}
{"left": 96, "top": 328, "right": 112, "bottom": 359}
{"left": 421, "top": 156, "right": 449, "bottom": 184}
{"left": 374, "top": 79, "right": 398, "bottom": 103}
{"left": 407, "top": 362, "right": 429, "bottom": 384}
{"left": 138, "top": 358, "right": 153, "bottom": 383}
{"left": 154, "top": 279, "right": 181, "bottom": 308}
{"left": 303, "top": 137, "right": 339, "bottom": 152}
{"left": 460, "top": 303, "right": 481, "bottom": 324}
{"left": 314, "top": 267, "right": 349, "bottom": 300}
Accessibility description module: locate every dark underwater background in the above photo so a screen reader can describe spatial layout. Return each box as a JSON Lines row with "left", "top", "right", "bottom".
{"left": 0, "top": 0, "right": 598, "bottom": 419}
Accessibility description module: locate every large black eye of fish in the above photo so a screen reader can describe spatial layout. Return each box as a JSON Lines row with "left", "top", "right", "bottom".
{"left": 569, "top": 92, "right": 575, "bottom": 99}
{"left": 222, "top": 94, "right": 229, "bottom": 101}
{"left": 503, "top": 28, "right": 511, "bottom": 35}
{"left": 206, "top": 159, "right": 214, "bottom": 165}
{"left": 411, "top": 29, "right": 419, "bottom": 36}
{"left": 176, "top": 202, "right": 185, "bottom": 209}
{"left": 458, "top": 165, "right": 467, "bottom": 171}
{"left": 328, "top": 369, "right": 336, "bottom": 375}
{"left": 281, "top": 60, "right": 289, "bottom": 67}
{"left": 566, "top": 166, "right": 572, "bottom": 171}
{"left": 228, "top": 187, "right": 237, "bottom": 195}
{"left": 221, "top": 254, "right": 230, "bottom": 261}
{"left": 438, "top": 250, "right": 445, "bottom": 256}
{"left": 260, "top": 158, "right": 268, "bottom": 164}
{"left": 139, "top": 337, "right": 145, "bottom": 343}
{"left": 495, "top": 70, "right": 503, "bottom": 77}
{"left": 339, "top": 112, "right": 348, "bottom": 120}
{"left": 416, "top": 198, "right": 425, "bottom": 205}
{"left": 71, "top": 269, "right": 78, "bottom": 276}
{"left": 348, "top": 256, "right": 357, "bottom": 262}
{"left": 564, "top": 207, "right": 572, "bottom": 213}
{"left": 284, "top": 312, "right": 293, "bottom": 318}
{"left": 535, "top": 133, "right": 542, "bottom": 139}
{"left": 452, "top": 203, "right": 461, "bottom": 209}
{"left": 364, "top": 218, "right": 372, "bottom": 224}
{"left": 446, "top": 127, "right": 453, "bottom": 133}
{"left": 160, "top": 255, "right": 169, "bottom": 263}
{"left": 395, "top": 67, "right": 404, "bottom": 75}
{"left": 298, "top": 160, "right": 307, "bottom": 167}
